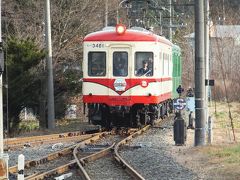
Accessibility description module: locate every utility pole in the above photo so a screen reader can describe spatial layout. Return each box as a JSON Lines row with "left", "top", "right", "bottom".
{"left": 205, "top": 0, "right": 210, "bottom": 103}
{"left": 159, "top": 11, "right": 162, "bottom": 35}
{"left": 117, "top": 7, "right": 119, "bottom": 24}
{"left": 0, "top": 0, "right": 3, "bottom": 153}
{"left": 45, "top": 0, "right": 55, "bottom": 129}
{"left": 0, "top": 56, "right": 2, "bottom": 153}
{"left": 222, "top": 0, "right": 225, "bottom": 25}
{"left": 105, "top": 0, "right": 108, "bottom": 27}
{"left": 194, "top": 0, "right": 206, "bottom": 146}
{"left": 0, "top": 1, "right": 9, "bottom": 179}
{"left": 205, "top": 0, "right": 210, "bottom": 143}
{"left": 169, "top": 0, "right": 172, "bottom": 41}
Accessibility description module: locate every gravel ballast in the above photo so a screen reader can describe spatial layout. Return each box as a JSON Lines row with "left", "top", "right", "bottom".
{"left": 120, "top": 122, "right": 199, "bottom": 180}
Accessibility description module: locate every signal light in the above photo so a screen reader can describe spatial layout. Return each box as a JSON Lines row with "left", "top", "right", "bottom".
{"left": 116, "top": 24, "right": 126, "bottom": 35}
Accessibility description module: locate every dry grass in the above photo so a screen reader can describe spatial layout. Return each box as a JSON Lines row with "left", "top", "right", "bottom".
{"left": 204, "top": 101, "right": 240, "bottom": 179}
{"left": 170, "top": 101, "right": 240, "bottom": 179}
{"left": 208, "top": 144, "right": 240, "bottom": 164}
{"left": 210, "top": 102, "right": 240, "bottom": 129}
{"left": 197, "top": 143, "right": 240, "bottom": 179}
{"left": 208, "top": 102, "right": 240, "bottom": 142}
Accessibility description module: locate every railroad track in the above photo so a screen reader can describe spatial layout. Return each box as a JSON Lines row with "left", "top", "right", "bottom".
{"left": 9, "top": 132, "right": 109, "bottom": 180}
{"left": 5, "top": 129, "right": 100, "bottom": 150}
{"left": 9, "top": 126, "right": 150, "bottom": 179}
{"left": 75, "top": 125, "right": 150, "bottom": 180}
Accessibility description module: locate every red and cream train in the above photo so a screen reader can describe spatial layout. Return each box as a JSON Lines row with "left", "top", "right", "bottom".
{"left": 82, "top": 24, "right": 182, "bottom": 127}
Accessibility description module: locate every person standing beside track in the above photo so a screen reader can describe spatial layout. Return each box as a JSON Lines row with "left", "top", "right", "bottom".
{"left": 176, "top": 85, "right": 184, "bottom": 97}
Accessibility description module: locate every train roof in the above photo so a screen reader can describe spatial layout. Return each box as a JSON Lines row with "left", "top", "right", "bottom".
{"left": 84, "top": 26, "right": 172, "bottom": 46}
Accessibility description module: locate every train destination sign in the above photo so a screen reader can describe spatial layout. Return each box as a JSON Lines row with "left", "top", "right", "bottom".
{"left": 173, "top": 98, "right": 187, "bottom": 110}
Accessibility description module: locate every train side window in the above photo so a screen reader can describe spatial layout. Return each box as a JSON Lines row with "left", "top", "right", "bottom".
{"left": 113, "top": 52, "right": 128, "bottom": 77}
{"left": 135, "top": 52, "right": 153, "bottom": 76}
{"left": 159, "top": 52, "right": 162, "bottom": 73}
{"left": 162, "top": 53, "right": 165, "bottom": 76}
{"left": 169, "top": 55, "right": 172, "bottom": 76}
{"left": 167, "top": 54, "right": 170, "bottom": 76}
{"left": 164, "top": 53, "right": 168, "bottom": 76}
{"left": 88, "top": 52, "right": 106, "bottom": 76}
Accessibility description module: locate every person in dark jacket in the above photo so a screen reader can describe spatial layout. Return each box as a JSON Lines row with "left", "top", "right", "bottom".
{"left": 176, "top": 85, "right": 184, "bottom": 96}
{"left": 136, "top": 60, "right": 151, "bottom": 76}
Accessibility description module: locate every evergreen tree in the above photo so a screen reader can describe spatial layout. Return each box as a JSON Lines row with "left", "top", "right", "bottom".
{"left": 4, "top": 37, "right": 45, "bottom": 133}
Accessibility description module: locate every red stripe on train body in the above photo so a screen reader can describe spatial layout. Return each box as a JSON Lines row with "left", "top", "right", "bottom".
{"left": 83, "top": 93, "right": 172, "bottom": 106}
{"left": 83, "top": 77, "right": 172, "bottom": 96}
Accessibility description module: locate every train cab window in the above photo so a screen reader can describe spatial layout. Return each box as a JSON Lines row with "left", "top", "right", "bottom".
{"left": 113, "top": 52, "right": 128, "bottom": 77}
{"left": 135, "top": 52, "right": 153, "bottom": 76}
{"left": 88, "top": 52, "right": 106, "bottom": 76}
{"left": 163, "top": 53, "right": 168, "bottom": 76}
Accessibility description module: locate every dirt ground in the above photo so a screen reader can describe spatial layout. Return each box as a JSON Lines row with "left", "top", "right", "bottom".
{"left": 168, "top": 102, "right": 240, "bottom": 180}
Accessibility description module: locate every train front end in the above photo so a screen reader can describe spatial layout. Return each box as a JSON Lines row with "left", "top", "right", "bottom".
{"left": 82, "top": 24, "right": 173, "bottom": 127}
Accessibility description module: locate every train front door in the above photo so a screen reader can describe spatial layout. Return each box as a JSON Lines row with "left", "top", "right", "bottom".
{"left": 108, "top": 46, "right": 132, "bottom": 105}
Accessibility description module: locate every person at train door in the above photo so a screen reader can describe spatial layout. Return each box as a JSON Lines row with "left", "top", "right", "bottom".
{"left": 91, "top": 64, "right": 104, "bottom": 76}
{"left": 113, "top": 57, "right": 127, "bottom": 76}
{"left": 136, "top": 60, "right": 152, "bottom": 76}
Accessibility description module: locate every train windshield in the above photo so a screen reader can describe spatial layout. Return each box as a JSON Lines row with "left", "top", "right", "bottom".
{"left": 113, "top": 52, "right": 128, "bottom": 77}
{"left": 88, "top": 52, "right": 106, "bottom": 76}
{"left": 135, "top": 52, "right": 153, "bottom": 77}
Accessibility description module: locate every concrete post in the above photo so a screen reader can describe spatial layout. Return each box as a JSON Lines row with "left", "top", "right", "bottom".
{"left": 205, "top": 0, "right": 210, "bottom": 142}
{"left": 17, "top": 154, "right": 25, "bottom": 180}
{"left": 194, "top": 0, "right": 206, "bottom": 146}
{"left": 208, "top": 116, "right": 213, "bottom": 144}
{"left": 45, "top": 0, "right": 55, "bottom": 129}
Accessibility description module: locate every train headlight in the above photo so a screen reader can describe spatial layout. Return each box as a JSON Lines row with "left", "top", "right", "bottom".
{"left": 116, "top": 24, "right": 126, "bottom": 35}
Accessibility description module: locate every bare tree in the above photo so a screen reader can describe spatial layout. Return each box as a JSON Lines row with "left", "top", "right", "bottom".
{"left": 3, "top": 0, "right": 121, "bottom": 123}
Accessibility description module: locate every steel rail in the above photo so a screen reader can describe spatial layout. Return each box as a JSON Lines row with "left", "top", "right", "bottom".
{"left": 73, "top": 142, "right": 116, "bottom": 180}
{"left": 19, "top": 132, "right": 109, "bottom": 180}
{"left": 8, "top": 133, "right": 103, "bottom": 174}
{"left": 73, "top": 132, "right": 111, "bottom": 180}
{"left": 114, "top": 125, "right": 151, "bottom": 180}
{"left": 73, "top": 126, "right": 149, "bottom": 180}
{"left": 25, "top": 160, "right": 77, "bottom": 180}
{"left": 5, "top": 129, "right": 100, "bottom": 149}
{"left": 80, "top": 143, "right": 115, "bottom": 164}
{"left": 16, "top": 127, "right": 147, "bottom": 180}
{"left": 6, "top": 134, "right": 94, "bottom": 150}
{"left": 77, "top": 128, "right": 140, "bottom": 166}
{"left": 9, "top": 144, "right": 74, "bottom": 174}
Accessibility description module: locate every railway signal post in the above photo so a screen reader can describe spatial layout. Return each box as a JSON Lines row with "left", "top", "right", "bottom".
{"left": 173, "top": 88, "right": 187, "bottom": 146}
